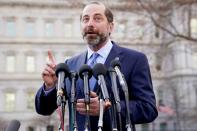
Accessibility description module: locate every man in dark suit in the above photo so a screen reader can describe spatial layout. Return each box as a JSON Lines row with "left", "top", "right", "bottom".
{"left": 35, "top": 1, "right": 158, "bottom": 131}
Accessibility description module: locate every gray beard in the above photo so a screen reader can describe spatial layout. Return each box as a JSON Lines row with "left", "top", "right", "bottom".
{"left": 86, "top": 35, "right": 100, "bottom": 46}
{"left": 84, "top": 33, "right": 107, "bottom": 47}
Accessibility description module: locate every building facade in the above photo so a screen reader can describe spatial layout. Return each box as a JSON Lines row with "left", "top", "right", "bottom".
{"left": 0, "top": 0, "right": 197, "bottom": 131}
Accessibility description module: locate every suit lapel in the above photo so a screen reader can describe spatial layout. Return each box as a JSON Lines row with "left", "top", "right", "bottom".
{"left": 76, "top": 52, "right": 88, "bottom": 98}
{"left": 94, "top": 42, "right": 123, "bottom": 93}
{"left": 76, "top": 52, "right": 87, "bottom": 69}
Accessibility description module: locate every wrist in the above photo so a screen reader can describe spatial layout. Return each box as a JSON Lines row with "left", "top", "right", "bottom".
{"left": 44, "top": 83, "right": 56, "bottom": 91}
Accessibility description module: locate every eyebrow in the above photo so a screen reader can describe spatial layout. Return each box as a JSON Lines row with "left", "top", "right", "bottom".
{"left": 94, "top": 13, "right": 103, "bottom": 17}
{"left": 82, "top": 13, "right": 103, "bottom": 18}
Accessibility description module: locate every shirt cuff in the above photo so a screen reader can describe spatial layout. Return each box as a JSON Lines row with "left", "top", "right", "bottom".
{"left": 42, "top": 83, "right": 56, "bottom": 95}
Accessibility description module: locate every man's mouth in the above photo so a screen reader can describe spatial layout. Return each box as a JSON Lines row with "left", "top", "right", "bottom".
{"left": 85, "top": 32, "right": 98, "bottom": 37}
{"left": 86, "top": 31, "right": 96, "bottom": 34}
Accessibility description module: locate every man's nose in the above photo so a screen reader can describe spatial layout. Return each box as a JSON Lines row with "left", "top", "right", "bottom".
{"left": 87, "top": 18, "right": 95, "bottom": 27}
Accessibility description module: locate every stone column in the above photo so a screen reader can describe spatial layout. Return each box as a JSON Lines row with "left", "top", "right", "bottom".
{"left": 0, "top": 50, "right": 4, "bottom": 73}
{"left": 16, "top": 52, "right": 25, "bottom": 73}
{"left": 35, "top": 51, "right": 45, "bottom": 73}
{"left": 55, "top": 19, "right": 63, "bottom": 38}
{"left": 36, "top": 18, "right": 44, "bottom": 38}
{"left": 17, "top": 17, "right": 25, "bottom": 38}
{"left": 0, "top": 89, "right": 3, "bottom": 111}
{"left": 16, "top": 89, "right": 26, "bottom": 111}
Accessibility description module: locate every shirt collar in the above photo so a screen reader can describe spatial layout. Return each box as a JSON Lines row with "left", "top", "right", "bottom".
{"left": 87, "top": 39, "right": 113, "bottom": 60}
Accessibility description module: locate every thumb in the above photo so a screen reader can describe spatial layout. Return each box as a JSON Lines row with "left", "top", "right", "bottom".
{"left": 90, "top": 91, "right": 98, "bottom": 98}
{"left": 104, "top": 99, "right": 111, "bottom": 109}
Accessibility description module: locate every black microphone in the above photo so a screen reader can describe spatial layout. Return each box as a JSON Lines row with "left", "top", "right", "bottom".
{"left": 110, "top": 57, "right": 128, "bottom": 93}
{"left": 69, "top": 71, "right": 78, "bottom": 130}
{"left": 69, "top": 71, "right": 78, "bottom": 103}
{"left": 5, "top": 120, "right": 20, "bottom": 131}
{"left": 79, "top": 64, "right": 92, "bottom": 109}
{"left": 79, "top": 64, "right": 93, "bottom": 131}
{"left": 55, "top": 63, "right": 70, "bottom": 106}
{"left": 92, "top": 63, "right": 109, "bottom": 101}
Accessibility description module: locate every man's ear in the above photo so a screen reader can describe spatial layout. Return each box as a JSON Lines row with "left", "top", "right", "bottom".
{"left": 109, "top": 22, "right": 114, "bottom": 34}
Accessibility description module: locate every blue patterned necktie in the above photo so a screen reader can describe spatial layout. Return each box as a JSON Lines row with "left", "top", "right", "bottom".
{"left": 89, "top": 53, "right": 99, "bottom": 90}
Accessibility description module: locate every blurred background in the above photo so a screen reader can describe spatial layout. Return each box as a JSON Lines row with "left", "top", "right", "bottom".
{"left": 0, "top": 0, "right": 197, "bottom": 131}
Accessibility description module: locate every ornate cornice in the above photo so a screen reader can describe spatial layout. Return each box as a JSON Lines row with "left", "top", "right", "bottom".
{"left": 0, "top": 0, "right": 196, "bottom": 11}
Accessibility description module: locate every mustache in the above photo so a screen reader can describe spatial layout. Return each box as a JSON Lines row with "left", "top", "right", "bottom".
{"left": 84, "top": 27, "right": 98, "bottom": 35}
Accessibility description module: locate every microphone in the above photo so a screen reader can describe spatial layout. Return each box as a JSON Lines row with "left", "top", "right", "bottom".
{"left": 79, "top": 64, "right": 92, "bottom": 131}
{"left": 110, "top": 58, "right": 125, "bottom": 90}
{"left": 110, "top": 57, "right": 130, "bottom": 95}
{"left": 108, "top": 68, "right": 121, "bottom": 112}
{"left": 79, "top": 64, "right": 93, "bottom": 109}
{"left": 69, "top": 71, "right": 78, "bottom": 131}
{"left": 110, "top": 57, "right": 132, "bottom": 131}
{"left": 69, "top": 71, "right": 78, "bottom": 104}
{"left": 55, "top": 63, "right": 70, "bottom": 106}
{"left": 108, "top": 68, "right": 122, "bottom": 131}
{"left": 5, "top": 120, "right": 20, "bottom": 131}
{"left": 92, "top": 63, "right": 109, "bottom": 101}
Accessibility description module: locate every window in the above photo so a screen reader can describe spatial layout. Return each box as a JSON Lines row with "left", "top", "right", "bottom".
{"left": 0, "top": 19, "right": 2, "bottom": 35}
{"left": 6, "top": 20, "right": 16, "bottom": 37}
{"left": 6, "top": 55, "right": 16, "bottom": 72}
{"left": 160, "top": 122, "right": 168, "bottom": 131}
{"left": 26, "top": 56, "right": 35, "bottom": 72}
{"left": 193, "top": 53, "right": 197, "bottom": 68}
{"left": 196, "top": 86, "right": 197, "bottom": 106}
{"left": 27, "top": 126, "right": 34, "bottom": 131}
{"left": 133, "top": 25, "right": 144, "bottom": 39}
{"left": 27, "top": 91, "right": 35, "bottom": 110}
{"left": 25, "top": 21, "right": 34, "bottom": 37}
{"left": 64, "top": 23, "right": 72, "bottom": 37}
{"left": 190, "top": 18, "right": 197, "bottom": 36}
{"left": 5, "top": 92, "right": 15, "bottom": 112}
{"left": 158, "top": 90, "right": 164, "bottom": 105}
{"left": 45, "top": 22, "right": 54, "bottom": 37}
{"left": 116, "top": 23, "right": 125, "bottom": 38}
{"left": 155, "top": 26, "right": 160, "bottom": 38}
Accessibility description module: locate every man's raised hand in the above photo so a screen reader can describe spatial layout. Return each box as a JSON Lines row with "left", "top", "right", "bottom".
{"left": 42, "top": 50, "right": 57, "bottom": 90}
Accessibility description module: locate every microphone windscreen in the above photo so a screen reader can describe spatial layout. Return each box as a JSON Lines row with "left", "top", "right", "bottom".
{"left": 79, "top": 64, "right": 92, "bottom": 79}
{"left": 55, "top": 63, "right": 70, "bottom": 77}
{"left": 92, "top": 63, "right": 107, "bottom": 79}
{"left": 110, "top": 57, "right": 121, "bottom": 69}
{"left": 5, "top": 120, "right": 20, "bottom": 131}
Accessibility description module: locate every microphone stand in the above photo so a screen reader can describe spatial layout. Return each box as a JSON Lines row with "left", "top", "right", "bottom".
{"left": 57, "top": 73, "right": 67, "bottom": 131}
{"left": 115, "top": 68, "right": 135, "bottom": 131}
{"left": 70, "top": 71, "right": 78, "bottom": 131}
{"left": 59, "top": 94, "right": 66, "bottom": 131}
{"left": 84, "top": 73, "right": 90, "bottom": 131}
{"left": 98, "top": 97, "right": 104, "bottom": 131}
{"left": 97, "top": 79, "right": 110, "bottom": 131}
{"left": 84, "top": 109, "right": 90, "bottom": 131}
{"left": 111, "top": 100, "right": 118, "bottom": 131}
{"left": 109, "top": 69, "right": 122, "bottom": 131}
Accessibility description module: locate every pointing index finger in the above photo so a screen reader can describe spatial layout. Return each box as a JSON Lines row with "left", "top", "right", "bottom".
{"left": 48, "top": 50, "right": 56, "bottom": 65}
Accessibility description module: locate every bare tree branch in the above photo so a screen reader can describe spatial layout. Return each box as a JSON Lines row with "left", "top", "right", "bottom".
{"left": 135, "top": 0, "right": 197, "bottom": 42}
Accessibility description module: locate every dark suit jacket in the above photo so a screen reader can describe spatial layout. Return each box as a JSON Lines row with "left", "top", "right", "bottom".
{"left": 35, "top": 42, "right": 158, "bottom": 131}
